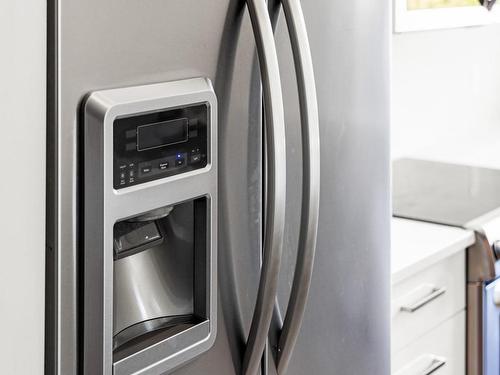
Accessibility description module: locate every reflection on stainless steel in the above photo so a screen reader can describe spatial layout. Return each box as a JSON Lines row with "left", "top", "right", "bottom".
{"left": 272, "top": 0, "right": 320, "bottom": 373}
{"left": 242, "top": 0, "right": 286, "bottom": 374}
{"left": 113, "top": 205, "right": 194, "bottom": 339}
{"left": 113, "top": 315, "right": 193, "bottom": 350}
{"left": 128, "top": 206, "right": 174, "bottom": 222}
{"left": 468, "top": 282, "right": 483, "bottom": 375}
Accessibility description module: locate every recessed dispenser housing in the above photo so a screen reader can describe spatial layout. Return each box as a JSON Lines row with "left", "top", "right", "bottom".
{"left": 83, "top": 78, "right": 217, "bottom": 375}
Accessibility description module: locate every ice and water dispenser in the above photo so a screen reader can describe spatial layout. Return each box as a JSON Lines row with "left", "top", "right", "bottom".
{"left": 83, "top": 78, "right": 217, "bottom": 374}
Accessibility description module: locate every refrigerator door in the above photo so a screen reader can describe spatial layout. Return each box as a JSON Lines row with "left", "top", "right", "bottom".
{"left": 47, "top": 1, "right": 277, "bottom": 374}
{"left": 270, "top": 0, "right": 391, "bottom": 374}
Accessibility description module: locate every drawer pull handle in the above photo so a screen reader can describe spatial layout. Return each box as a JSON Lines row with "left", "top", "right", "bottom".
{"left": 424, "top": 357, "right": 447, "bottom": 375}
{"left": 400, "top": 287, "right": 447, "bottom": 313}
{"left": 394, "top": 355, "right": 447, "bottom": 375}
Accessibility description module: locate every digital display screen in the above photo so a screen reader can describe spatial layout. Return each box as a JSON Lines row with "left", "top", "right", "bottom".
{"left": 137, "top": 118, "right": 188, "bottom": 151}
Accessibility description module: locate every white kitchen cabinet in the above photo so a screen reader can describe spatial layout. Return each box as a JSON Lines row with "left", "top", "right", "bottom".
{"left": 393, "top": 311, "right": 465, "bottom": 375}
{"left": 391, "top": 218, "right": 475, "bottom": 375}
{"left": 392, "top": 251, "right": 465, "bottom": 352}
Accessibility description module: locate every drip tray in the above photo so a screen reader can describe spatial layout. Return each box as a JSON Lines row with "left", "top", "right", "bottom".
{"left": 113, "top": 315, "right": 202, "bottom": 362}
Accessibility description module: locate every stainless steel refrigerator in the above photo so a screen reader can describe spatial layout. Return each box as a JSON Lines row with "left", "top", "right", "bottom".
{"left": 45, "top": 0, "right": 390, "bottom": 374}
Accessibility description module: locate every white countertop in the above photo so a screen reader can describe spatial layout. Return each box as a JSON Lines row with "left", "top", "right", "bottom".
{"left": 392, "top": 218, "right": 476, "bottom": 284}
{"left": 393, "top": 128, "right": 500, "bottom": 171}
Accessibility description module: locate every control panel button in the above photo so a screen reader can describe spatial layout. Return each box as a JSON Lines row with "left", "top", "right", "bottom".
{"left": 141, "top": 165, "right": 152, "bottom": 174}
{"left": 125, "top": 129, "right": 136, "bottom": 139}
{"left": 175, "top": 153, "right": 186, "bottom": 167}
{"left": 119, "top": 171, "right": 126, "bottom": 179}
{"left": 159, "top": 161, "right": 169, "bottom": 170}
{"left": 190, "top": 154, "right": 201, "bottom": 163}
{"left": 128, "top": 170, "right": 135, "bottom": 178}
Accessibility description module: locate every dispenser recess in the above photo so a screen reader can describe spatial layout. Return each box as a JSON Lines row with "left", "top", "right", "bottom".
{"left": 83, "top": 78, "right": 217, "bottom": 375}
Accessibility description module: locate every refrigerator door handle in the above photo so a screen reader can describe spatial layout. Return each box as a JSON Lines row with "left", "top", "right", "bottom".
{"left": 273, "top": 0, "right": 321, "bottom": 373}
{"left": 243, "top": 0, "right": 287, "bottom": 374}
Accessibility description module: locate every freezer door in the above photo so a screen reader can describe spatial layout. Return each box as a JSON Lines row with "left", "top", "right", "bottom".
{"left": 47, "top": 1, "right": 269, "bottom": 374}
{"left": 270, "top": 0, "right": 391, "bottom": 374}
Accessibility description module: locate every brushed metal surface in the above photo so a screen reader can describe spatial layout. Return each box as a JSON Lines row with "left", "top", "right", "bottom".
{"left": 113, "top": 315, "right": 194, "bottom": 351}
{"left": 83, "top": 79, "right": 218, "bottom": 375}
{"left": 467, "top": 233, "right": 497, "bottom": 283}
{"left": 242, "top": 0, "right": 286, "bottom": 374}
{"left": 468, "top": 278, "right": 500, "bottom": 375}
{"left": 48, "top": 2, "right": 264, "bottom": 374}
{"left": 468, "top": 282, "right": 484, "bottom": 375}
{"left": 268, "top": 1, "right": 320, "bottom": 373}
{"left": 113, "top": 207, "right": 195, "bottom": 337}
{"left": 271, "top": 0, "right": 391, "bottom": 374}
{"left": 48, "top": 0, "right": 391, "bottom": 374}
{"left": 114, "top": 321, "right": 211, "bottom": 375}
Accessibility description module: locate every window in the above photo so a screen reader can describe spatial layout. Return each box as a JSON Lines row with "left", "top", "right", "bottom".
{"left": 395, "top": 0, "right": 500, "bottom": 32}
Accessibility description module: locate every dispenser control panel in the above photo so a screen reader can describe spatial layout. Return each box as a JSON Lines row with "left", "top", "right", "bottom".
{"left": 84, "top": 79, "right": 217, "bottom": 374}
{"left": 113, "top": 103, "right": 209, "bottom": 189}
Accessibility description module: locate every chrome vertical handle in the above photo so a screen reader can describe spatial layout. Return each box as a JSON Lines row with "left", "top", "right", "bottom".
{"left": 244, "top": 0, "right": 287, "bottom": 374}
{"left": 274, "top": 0, "right": 320, "bottom": 373}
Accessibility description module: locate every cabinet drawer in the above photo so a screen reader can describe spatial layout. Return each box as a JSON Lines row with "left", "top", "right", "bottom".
{"left": 392, "top": 251, "right": 465, "bottom": 352}
{"left": 392, "top": 311, "right": 465, "bottom": 375}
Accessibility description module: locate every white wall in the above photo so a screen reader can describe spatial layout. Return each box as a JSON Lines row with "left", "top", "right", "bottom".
{"left": 0, "top": 2, "right": 46, "bottom": 374}
{"left": 392, "top": 23, "right": 500, "bottom": 169}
